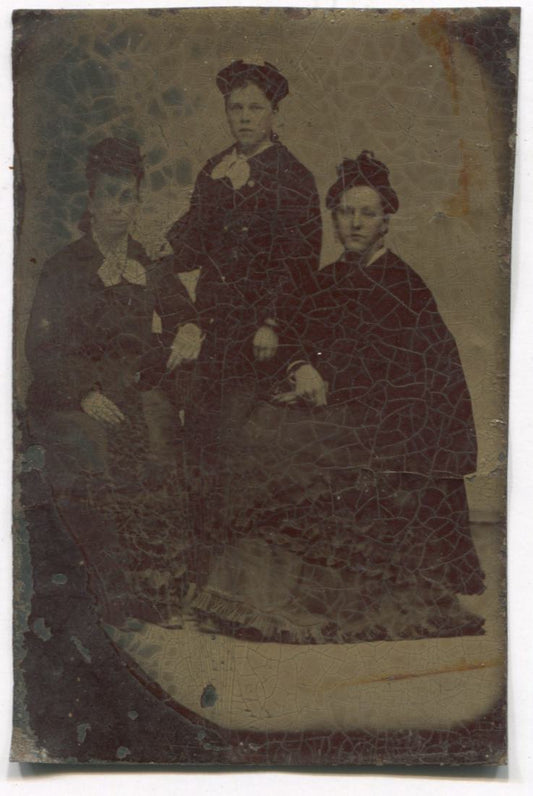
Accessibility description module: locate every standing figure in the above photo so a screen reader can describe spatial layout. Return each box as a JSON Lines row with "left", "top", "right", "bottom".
{"left": 165, "top": 61, "right": 325, "bottom": 580}
{"left": 193, "top": 151, "right": 485, "bottom": 643}
{"left": 25, "top": 138, "right": 186, "bottom": 626}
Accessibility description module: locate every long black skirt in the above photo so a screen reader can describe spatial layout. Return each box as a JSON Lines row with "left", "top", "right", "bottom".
{"left": 187, "top": 397, "right": 486, "bottom": 643}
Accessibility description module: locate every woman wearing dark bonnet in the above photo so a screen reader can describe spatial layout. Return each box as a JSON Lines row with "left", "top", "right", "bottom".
{"left": 163, "top": 61, "right": 325, "bottom": 580}
{"left": 25, "top": 138, "right": 187, "bottom": 626}
{"left": 193, "top": 151, "right": 485, "bottom": 644}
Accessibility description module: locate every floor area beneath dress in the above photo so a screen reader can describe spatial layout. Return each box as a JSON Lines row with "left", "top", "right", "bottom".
{"left": 105, "top": 523, "right": 504, "bottom": 732}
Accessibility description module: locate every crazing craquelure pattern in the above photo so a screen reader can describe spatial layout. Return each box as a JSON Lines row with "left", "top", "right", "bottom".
{"left": 12, "top": 7, "right": 516, "bottom": 765}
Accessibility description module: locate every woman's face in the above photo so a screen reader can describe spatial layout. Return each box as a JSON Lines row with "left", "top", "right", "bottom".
{"left": 334, "top": 185, "right": 388, "bottom": 259}
{"left": 226, "top": 83, "right": 275, "bottom": 154}
{"left": 89, "top": 172, "right": 139, "bottom": 235}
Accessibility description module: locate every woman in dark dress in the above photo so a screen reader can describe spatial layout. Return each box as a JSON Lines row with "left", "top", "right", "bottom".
{"left": 25, "top": 138, "right": 187, "bottom": 625}
{"left": 193, "top": 152, "right": 485, "bottom": 643}
{"left": 165, "top": 61, "right": 325, "bottom": 580}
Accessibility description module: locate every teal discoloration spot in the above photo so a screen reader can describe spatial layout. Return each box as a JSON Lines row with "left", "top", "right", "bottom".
{"left": 147, "top": 146, "right": 166, "bottom": 165}
{"left": 76, "top": 722, "right": 91, "bottom": 744}
{"left": 71, "top": 635, "right": 92, "bottom": 664}
{"left": 21, "top": 445, "right": 45, "bottom": 472}
{"left": 32, "top": 618, "right": 52, "bottom": 641}
{"left": 150, "top": 170, "right": 166, "bottom": 191}
{"left": 175, "top": 157, "right": 192, "bottom": 185}
{"left": 200, "top": 683, "right": 218, "bottom": 708}
{"left": 162, "top": 86, "right": 184, "bottom": 107}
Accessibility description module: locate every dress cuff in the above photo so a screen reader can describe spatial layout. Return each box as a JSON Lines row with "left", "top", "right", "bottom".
{"left": 287, "top": 359, "right": 307, "bottom": 375}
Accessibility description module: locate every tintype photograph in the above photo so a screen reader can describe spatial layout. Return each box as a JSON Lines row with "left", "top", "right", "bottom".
{"left": 12, "top": 6, "right": 516, "bottom": 766}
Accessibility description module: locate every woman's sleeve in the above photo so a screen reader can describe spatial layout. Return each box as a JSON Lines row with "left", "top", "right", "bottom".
{"left": 166, "top": 169, "right": 209, "bottom": 271}
{"left": 25, "top": 262, "right": 100, "bottom": 411}
{"left": 165, "top": 168, "right": 220, "bottom": 334}
{"left": 267, "top": 169, "right": 323, "bottom": 364}
{"left": 273, "top": 170, "right": 322, "bottom": 321}
{"left": 356, "top": 273, "right": 477, "bottom": 476}
{"left": 136, "top": 255, "right": 200, "bottom": 390}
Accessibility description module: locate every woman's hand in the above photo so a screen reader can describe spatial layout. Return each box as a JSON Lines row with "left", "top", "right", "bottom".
{"left": 167, "top": 323, "right": 204, "bottom": 371}
{"left": 81, "top": 390, "right": 125, "bottom": 424}
{"left": 253, "top": 324, "right": 279, "bottom": 361}
{"left": 274, "top": 364, "right": 328, "bottom": 407}
{"left": 294, "top": 364, "right": 328, "bottom": 406}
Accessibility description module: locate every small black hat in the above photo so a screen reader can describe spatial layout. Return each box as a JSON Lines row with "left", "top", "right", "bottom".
{"left": 326, "top": 151, "right": 399, "bottom": 214}
{"left": 86, "top": 137, "right": 144, "bottom": 185}
{"left": 216, "top": 60, "right": 289, "bottom": 106}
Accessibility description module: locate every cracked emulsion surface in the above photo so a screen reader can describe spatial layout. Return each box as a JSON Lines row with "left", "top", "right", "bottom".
{"left": 106, "top": 523, "right": 503, "bottom": 732}
{"left": 14, "top": 8, "right": 513, "bottom": 763}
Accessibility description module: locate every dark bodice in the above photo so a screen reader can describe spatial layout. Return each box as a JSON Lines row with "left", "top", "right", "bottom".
{"left": 25, "top": 234, "right": 158, "bottom": 414}
{"left": 167, "top": 142, "right": 322, "bottom": 346}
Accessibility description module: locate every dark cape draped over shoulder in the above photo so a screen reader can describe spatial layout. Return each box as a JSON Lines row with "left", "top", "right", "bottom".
{"left": 191, "top": 249, "right": 485, "bottom": 644}
{"left": 302, "top": 249, "right": 477, "bottom": 478}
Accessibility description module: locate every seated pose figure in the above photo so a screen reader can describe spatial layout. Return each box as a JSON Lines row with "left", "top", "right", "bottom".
{"left": 25, "top": 138, "right": 187, "bottom": 625}
{"left": 192, "top": 151, "right": 485, "bottom": 644}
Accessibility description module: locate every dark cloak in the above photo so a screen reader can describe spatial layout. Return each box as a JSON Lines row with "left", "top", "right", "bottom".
{"left": 191, "top": 249, "right": 485, "bottom": 643}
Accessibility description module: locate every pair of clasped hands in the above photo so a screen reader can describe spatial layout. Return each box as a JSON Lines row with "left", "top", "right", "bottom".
{"left": 167, "top": 321, "right": 328, "bottom": 407}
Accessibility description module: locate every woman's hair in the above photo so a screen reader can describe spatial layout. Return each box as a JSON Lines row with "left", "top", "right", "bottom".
{"left": 78, "top": 137, "right": 144, "bottom": 232}
{"left": 326, "top": 151, "right": 399, "bottom": 215}
{"left": 216, "top": 60, "right": 289, "bottom": 111}
{"left": 85, "top": 137, "right": 144, "bottom": 198}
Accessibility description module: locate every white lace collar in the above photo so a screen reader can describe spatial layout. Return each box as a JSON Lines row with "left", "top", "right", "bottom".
{"left": 93, "top": 228, "right": 146, "bottom": 287}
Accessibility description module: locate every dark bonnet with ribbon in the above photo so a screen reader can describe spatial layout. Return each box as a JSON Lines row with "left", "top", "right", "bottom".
{"left": 326, "top": 151, "right": 399, "bottom": 215}
{"left": 216, "top": 60, "right": 289, "bottom": 108}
